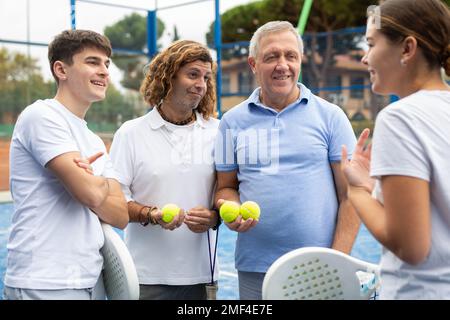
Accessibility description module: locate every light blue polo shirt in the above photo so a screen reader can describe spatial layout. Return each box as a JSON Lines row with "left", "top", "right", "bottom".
{"left": 214, "top": 83, "right": 356, "bottom": 273}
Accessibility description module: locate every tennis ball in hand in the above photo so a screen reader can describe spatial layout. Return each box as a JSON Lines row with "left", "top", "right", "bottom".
{"left": 219, "top": 201, "right": 240, "bottom": 223}
{"left": 240, "top": 201, "right": 260, "bottom": 220}
{"left": 161, "top": 204, "right": 180, "bottom": 223}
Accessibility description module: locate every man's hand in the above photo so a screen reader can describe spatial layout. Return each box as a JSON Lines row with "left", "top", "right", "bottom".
{"left": 152, "top": 207, "right": 185, "bottom": 231}
{"left": 47, "top": 151, "right": 109, "bottom": 209}
{"left": 73, "top": 151, "right": 104, "bottom": 175}
{"left": 184, "top": 206, "right": 218, "bottom": 233}
{"left": 217, "top": 199, "right": 258, "bottom": 233}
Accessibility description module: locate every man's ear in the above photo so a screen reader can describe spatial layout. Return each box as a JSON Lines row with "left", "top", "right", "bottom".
{"left": 53, "top": 61, "right": 67, "bottom": 81}
{"left": 248, "top": 56, "right": 256, "bottom": 74}
{"left": 401, "top": 36, "right": 418, "bottom": 65}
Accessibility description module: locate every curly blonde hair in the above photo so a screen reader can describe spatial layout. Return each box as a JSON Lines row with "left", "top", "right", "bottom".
{"left": 140, "top": 40, "right": 217, "bottom": 119}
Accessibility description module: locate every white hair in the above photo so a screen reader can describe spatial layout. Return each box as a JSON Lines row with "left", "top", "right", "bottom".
{"left": 249, "top": 21, "right": 304, "bottom": 58}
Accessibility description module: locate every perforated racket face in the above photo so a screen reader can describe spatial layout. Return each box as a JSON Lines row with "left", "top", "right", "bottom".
{"left": 280, "top": 258, "right": 344, "bottom": 300}
{"left": 102, "top": 244, "right": 128, "bottom": 299}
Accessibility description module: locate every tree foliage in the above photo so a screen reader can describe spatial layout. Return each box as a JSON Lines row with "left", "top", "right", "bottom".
{"left": 206, "top": 2, "right": 263, "bottom": 47}
{"left": 104, "top": 13, "right": 165, "bottom": 91}
{"left": 0, "top": 48, "right": 55, "bottom": 120}
{"left": 172, "top": 25, "right": 180, "bottom": 42}
{"left": 207, "top": 0, "right": 450, "bottom": 44}
{"left": 206, "top": 0, "right": 377, "bottom": 88}
{"left": 104, "top": 13, "right": 165, "bottom": 51}
{"left": 0, "top": 48, "right": 142, "bottom": 131}
{"left": 87, "top": 84, "right": 139, "bottom": 129}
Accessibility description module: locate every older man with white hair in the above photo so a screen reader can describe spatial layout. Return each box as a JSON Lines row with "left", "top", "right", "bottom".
{"left": 214, "top": 21, "right": 359, "bottom": 300}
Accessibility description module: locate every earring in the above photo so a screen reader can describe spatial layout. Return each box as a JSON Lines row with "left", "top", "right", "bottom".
{"left": 400, "top": 59, "right": 406, "bottom": 66}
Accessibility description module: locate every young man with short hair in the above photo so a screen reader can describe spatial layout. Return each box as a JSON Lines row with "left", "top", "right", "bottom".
{"left": 3, "top": 30, "right": 128, "bottom": 300}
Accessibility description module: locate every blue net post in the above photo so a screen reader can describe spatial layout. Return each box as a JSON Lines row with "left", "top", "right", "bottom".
{"left": 147, "top": 10, "right": 157, "bottom": 58}
{"left": 70, "top": 0, "right": 76, "bottom": 30}
{"left": 214, "top": 0, "right": 222, "bottom": 118}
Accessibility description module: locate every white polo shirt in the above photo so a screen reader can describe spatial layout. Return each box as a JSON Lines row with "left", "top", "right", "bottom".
{"left": 110, "top": 108, "right": 220, "bottom": 285}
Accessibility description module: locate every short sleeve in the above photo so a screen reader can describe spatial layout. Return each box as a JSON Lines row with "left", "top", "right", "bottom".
{"left": 371, "top": 107, "right": 430, "bottom": 181}
{"left": 109, "top": 127, "right": 135, "bottom": 202}
{"left": 19, "top": 106, "right": 78, "bottom": 167}
{"left": 214, "top": 117, "right": 238, "bottom": 172}
{"left": 328, "top": 108, "right": 357, "bottom": 162}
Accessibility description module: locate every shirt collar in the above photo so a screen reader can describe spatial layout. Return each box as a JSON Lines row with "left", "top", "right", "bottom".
{"left": 248, "top": 82, "right": 310, "bottom": 110}
{"left": 147, "top": 107, "right": 209, "bottom": 130}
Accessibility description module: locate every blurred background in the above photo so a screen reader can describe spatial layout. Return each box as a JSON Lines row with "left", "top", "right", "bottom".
{"left": 1, "top": 0, "right": 449, "bottom": 299}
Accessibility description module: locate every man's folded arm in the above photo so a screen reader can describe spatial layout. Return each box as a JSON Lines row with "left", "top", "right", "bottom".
{"left": 47, "top": 151, "right": 128, "bottom": 228}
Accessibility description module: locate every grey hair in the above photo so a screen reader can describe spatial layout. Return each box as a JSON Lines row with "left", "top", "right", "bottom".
{"left": 249, "top": 21, "right": 304, "bottom": 58}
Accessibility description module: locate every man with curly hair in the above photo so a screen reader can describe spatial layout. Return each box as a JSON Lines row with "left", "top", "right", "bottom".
{"left": 109, "top": 40, "right": 221, "bottom": 300}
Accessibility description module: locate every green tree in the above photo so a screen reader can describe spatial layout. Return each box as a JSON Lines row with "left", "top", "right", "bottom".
{"left": 206, "top": 2, "right": 263, "bottom": 48}
{"left": 207, "top": 0, "right": 450, "bottom": 43}
{"left": 0, "top": 48, "right": 143, "bottom": 133}
{"left": 87, "top": 84, "right": 138, "bottom": 130}
{"left": 172, "top": 25, "right": 180, "bottom": 42}
{"left": 206, "top": 0, "right": 376, "bottom": 86}
{"left": 104, "top": 13, "right": 165, "bottom": 91}
{"left": 0, "top": 48, "right": 55, "bottom": 121}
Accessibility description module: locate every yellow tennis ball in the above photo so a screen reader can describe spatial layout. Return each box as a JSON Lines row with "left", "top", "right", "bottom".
{"left": 219, "top": 201, "right": 240, "bottom": 223}
{"left": 161, "top": 204, "right": 180, "bottom": 223}
{"left": 240, "top": 201, "right": 260, "bottom": 220}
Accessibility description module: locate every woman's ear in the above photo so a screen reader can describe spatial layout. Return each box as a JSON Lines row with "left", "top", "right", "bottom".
{"left": 401, "top": 36, "right": 418, "bottom": 65}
